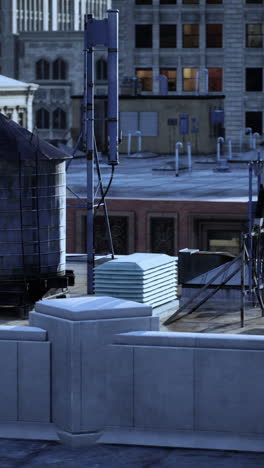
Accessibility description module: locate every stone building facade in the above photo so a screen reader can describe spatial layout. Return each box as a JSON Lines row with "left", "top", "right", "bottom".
{"left": 0, "top": 0, "right": 111, "bottom": 142}
{"left": 112, "top": 0, "right": 264, "bottom": 146}
{"left": 0, "top": 74, "right": 38, "bottom": 132}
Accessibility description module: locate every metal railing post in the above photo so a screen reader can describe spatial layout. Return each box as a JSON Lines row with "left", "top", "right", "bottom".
{"left": 175, "top": 141, "right": 183, "bottom": 177}
{"left": 217, "top": 136, "right": 225, "bottom": 163}
{"left": 187, "top": 142, "right": 192, "bottom": 172}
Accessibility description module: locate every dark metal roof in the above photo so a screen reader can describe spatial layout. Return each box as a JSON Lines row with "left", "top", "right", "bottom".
{"left": 0, "top": 113, "right": 72, "bottom": 160}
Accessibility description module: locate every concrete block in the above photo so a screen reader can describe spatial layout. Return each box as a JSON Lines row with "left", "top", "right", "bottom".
{"left": 195, "top": 333, "right": 264, "bottom": 351}
{"left": 105, "top": 346, "right": 134, "bottom": 427}
{"left": 0, "top": 342, "right": 17, "bottom": 421}
{"left": 99, "top": 427, "right": 264, "bottom": 453}
{"left": 0, "top": 422, "right": 59, "bottom": 441}
{"left": 18, "top": 342, "right": 50, "bottom": 423}
{"left": 113, "top": 331, "right": 196, "bottom": 348}
{"left": 195, "top": 348, "right": 264, "bottom": 434}
{"left": 134, "top": 346, "right": 194, "bottom": 430}
{"left": 0, "top": 326, "right": 47, "bottom": 341}
{"left": 30, "top": 310, "right": 157, "bottom": 436}
{"left": 30, "top": 313, "right": 73, "bottom": 432}
{"left": 57, "top": 430, "right": 101, "bottom": 447}
{"left": 35, "top": 296, "right": 152, "bottom": 320}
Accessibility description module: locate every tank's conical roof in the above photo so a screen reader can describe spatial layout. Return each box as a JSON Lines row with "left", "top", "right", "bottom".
{"left": 0, "top": 113, "right": 72, "bottom": 160}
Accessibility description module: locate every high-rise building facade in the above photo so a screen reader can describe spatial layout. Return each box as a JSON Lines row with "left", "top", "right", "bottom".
{"left": 0, "top": 0, "right": 111, "bottom": 141}
{"left": 113, "top": 0, "right": 264, "bottom": 145}
{"left": 12, "top": 0, "right": 111, "bottom": 33}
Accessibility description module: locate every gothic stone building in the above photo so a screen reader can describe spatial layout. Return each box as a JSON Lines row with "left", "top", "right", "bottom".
{"left": 0, "top": 0, "right": 111, "bottom": 142}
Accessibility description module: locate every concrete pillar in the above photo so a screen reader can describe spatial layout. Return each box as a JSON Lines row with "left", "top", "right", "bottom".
{"left": 81, "top": 0, "right": 86, "bottom": 29}
{"left": 74, "top": 0, "right": 79, "bottom": 30}
{"left": 29, "top": 296, "right": 159, "bottom": 447}
{"left": 52, "top": 0, "right": 58, "bottom": 31}
{"left": 12, "top": 0, "right": 17, "bottom": 34}
{"left": 43, "top": 0, "right": 49, "bottom": 31}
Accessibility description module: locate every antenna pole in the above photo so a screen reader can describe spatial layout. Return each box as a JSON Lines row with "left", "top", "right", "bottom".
{"left": 84, "top": 14, "right": 95, "bottom": 295}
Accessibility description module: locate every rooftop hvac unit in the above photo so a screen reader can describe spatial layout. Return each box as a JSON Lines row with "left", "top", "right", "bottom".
{"left": 94, "top": 253, "right": 177, "bottom": 308}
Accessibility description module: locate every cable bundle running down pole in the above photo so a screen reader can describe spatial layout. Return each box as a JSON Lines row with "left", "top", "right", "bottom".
{"left": 82, "top": 10, "right": 119, "bottom": 294}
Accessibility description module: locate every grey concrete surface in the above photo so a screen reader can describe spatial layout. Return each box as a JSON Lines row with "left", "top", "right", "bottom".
{"left": 66, "top": 152, "right": 262, "bottom": 201}
{"left": 30, "top": 297, "right": 159, "bottom": 445}
{"left": 1, "top": 439, "right": 264, "bottom": 468}
{"left": 104, "top": 331, "right": 264, "bottom": 451}
{"left": 0, "top": 338, "right": 50, "bottom": 425}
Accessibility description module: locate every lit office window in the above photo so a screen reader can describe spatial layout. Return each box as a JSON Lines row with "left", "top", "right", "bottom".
{"left": 136, "top": 69, "right": 153, "bottom": 91}
{"left": 183, "top": 68, "right": 199, "bottom": 91}
{"left": 183, "top": 24, "right": 199, "bottom": 48}
{"left": 160, "top": 69, "right": 177, "bottom": 91}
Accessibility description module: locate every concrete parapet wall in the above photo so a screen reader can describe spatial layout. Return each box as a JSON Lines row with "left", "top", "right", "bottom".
{"left": 2, "top": 298, "right": 264, "bottom": 452}
{"left": 0, "top": 326, "right": 54, "bottom": 441}
{"left": 100, "top": 331, "right": 264, "bottom": 452}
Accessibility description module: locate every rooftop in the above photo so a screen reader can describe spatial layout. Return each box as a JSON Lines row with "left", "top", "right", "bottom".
{"left": 66, "top": 151, "right": 260, "bottom": 202}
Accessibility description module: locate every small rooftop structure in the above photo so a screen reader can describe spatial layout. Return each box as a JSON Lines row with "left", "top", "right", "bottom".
{"left": 0, "top": 74, "right": 38, "bottom": 132}
{"left": 0, "top": 113, "right": 71, "bottom": 160}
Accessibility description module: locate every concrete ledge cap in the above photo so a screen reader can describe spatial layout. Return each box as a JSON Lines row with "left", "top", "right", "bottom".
{"left": 0, "top": 326, "right": 47, "bottom": 341}
{"left": 35, "top": 296, "right": 152, "bottom": 320}
{"left": 113, "top": 331, "right": 264, "bottom": 350}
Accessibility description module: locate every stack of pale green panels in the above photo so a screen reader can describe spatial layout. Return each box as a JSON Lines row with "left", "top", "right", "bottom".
{"left": 94, "top": 253, "right": 177, "bottom": 307}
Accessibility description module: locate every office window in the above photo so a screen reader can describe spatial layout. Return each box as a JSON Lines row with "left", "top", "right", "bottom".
{"left": 206, "top": 24, "right": 222, "bottom": 47}
{"left": 96, "top": 58, "right": 107, "bottom": 80}
{"left": 207, "top": 0, "right": 222, "bottom": 3}
{"left": 183, "top": 68, "right": 198, "bottom": 91}
{"left": 183, "top": 24, "right": 199, "bottom": 48}
{"left": 245, "top": 111, "right": 262, "bottom": 134}
{"left": 246, "top": 0, "right": 262, "bottom": 3}
{"left": 36, "top": 108, "right": 49, "bottom": 129}
{"left": 160, "top": 69, "right": 177, "bottom": 91}
{"left": 160, "top": 0, "right": 176, "bottom": 3}
{"left": 160, "top": 25, "right": 177, "bottom": 48}
{"left": 136, "top": 69, "right": 153, "bottom": 91}
{"left": 35, "top": 59, "right": 50, "bottom": 80}
{"left": 246, "top": 24, "right": 263, "bottom": 47}
{"left": 183, "top": 0, "right": 199, "bottom": 3}
{"left": 135, "top": 25, "right": 152, "bottom": 48}
{"left": 246, "top": 68, "right": 263, "bottom": 91}
{"left": 150, "top": 217, "right": 175, "bottom": 255}
{"left": 136, "top": 0, "right": 152, "bottom": 3}
{"left": 52, "top": 58, "right": 67, "bottom": 80}
{"left": 53, "top": 108, "right": 66, "bottom": 129}
{"left": 82, "top": 214, "right": 130, "bottom": 255}
{"left": 208, "top": 68, "right": 222, "bottom": 91}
